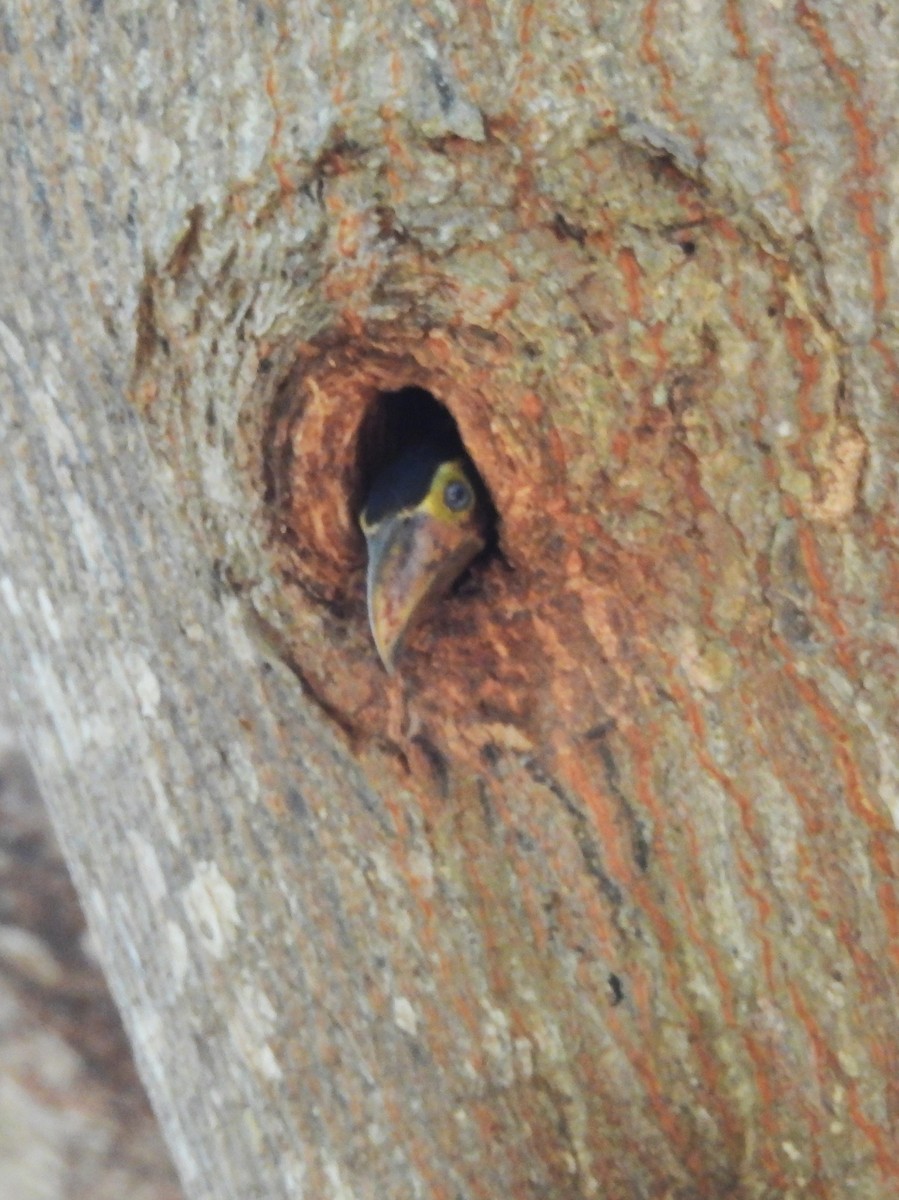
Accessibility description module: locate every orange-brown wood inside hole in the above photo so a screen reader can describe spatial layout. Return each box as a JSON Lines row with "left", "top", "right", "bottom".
{"left": 260, "top": 323, "right": 657, "bottom": 751}
{"left": 265, "top": 330, "right": 527, "bottom": 605}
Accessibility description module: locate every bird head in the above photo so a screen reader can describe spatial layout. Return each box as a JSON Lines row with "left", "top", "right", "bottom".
{"left": 360, "top": 444, "right": 488, "bottom": 671}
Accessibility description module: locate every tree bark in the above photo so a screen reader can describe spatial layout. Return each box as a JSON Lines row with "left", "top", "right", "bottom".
{"left": 0, "top": 735, "right": 183, "bottom": 1200}
{"left": 1, "top": 2, "right": 897, "bottom": 1198}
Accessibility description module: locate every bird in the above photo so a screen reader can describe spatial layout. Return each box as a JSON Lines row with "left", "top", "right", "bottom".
{"left": 359, "top": 442, "right": 489, "bottom": 671}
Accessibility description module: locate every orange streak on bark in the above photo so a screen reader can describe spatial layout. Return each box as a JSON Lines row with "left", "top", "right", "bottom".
{"left": 520, "top": 391, "right": 542, "bottom": 423}
{"left": 588, "top": 947, "right": 721, "bottom": 1181}
{"left": 777, "top": 988, "right": 854, "bottom": 1185}
{"left": 836, "top": 913, "right": 899, "bottom": 1060}
{"left": 674, "top": 182, "right": 707, "bottom": 227}
{"left": 711, "top": 215, "right": 741, "bottom": 243}
{"left": 558, "top": 733, "right": 747, "bottom": 1158}
{"left": 662, "top": 686, "right": 784, "bottom": 1010}
{"left": 263, "top": 66, "right": 296, "bottom": 197}
{"left": 776, "top": 650, "right": 888, "bottom": 833}
{"left": 796, "top": 1, "right": 887, "bottom": 313}
{"left": 794, "top": 522, "right": 855, "bottom": 676}
{"left": 645, "top": 320, "right": 669, "bottom": 381}
{"left": 554, "top": 744, "right": 638, "bottom": 890}
{"left": 616, "top": 1040, "right": 704, "bottom": 1171}
{"left": 568, "top": 729, "right": 734, "bottom": 1032}
{"left": 572, "top": 1043, "right": 684, "bottom": 1193}
{"left": 639, "top": 0, "right": 700, "bottom": 143}
{"left": 627, "top": 735, "right": 753, "bottom": 1158}
{"left": 487, "top": 282, "right": 523, "bottom": 326}
{"left": 467, "top": 778, "right": 619, "bottom": 1042}
{"left": 871, "top": 838, "right": 899, "bottom": 972}
{"left": 786, "top": 977, "right": 831, "bottom": 1093}
{"left": 270, "top": 160, "right": 294, "bottom": 195}
{"left": 617, "top": 247, "right": 643, "bottom": 319}
{"left": 742, "top": 1033, "right": 792, "bottom": 1184}
{"left": 789, "top": 971, "right": 898, "bottom": 1184}
{"left": 755, "top": 52, "right": 803, "bottom": 217}
{"left": 781, "top": 494, "right": 800, "bottom": 521}
{"left": 871, "top": 335, "right": 899, "bottom": 383}
{"left": 724, "top": 0, "right": 750, "bottom": 58}
{"left": 661, "top": 690, "right": 838, "bottom": 1163}
{"left": 580, "top": 966, "right": 718, "bottom": 1178}
{"left": 610, "top": 429, "right": 631, "bottom": 463}
{"left": 520, "top": 1, "right": 535, "bottom": 46}
{"left": 740, "top": 869, "right": 777, "bottom": 991}
{"left": 747, "top": 716, "right": 827, "bottom": 843}
{"left": 844, "top": 1083, "right": 899, "bottom": 1182}
{"left": 264, "top": 66, "right": 281, "bottom": 134}
{"left": 338, "top": 212, "right": 365, "bottom": 258}
{"left": 380, "top": 111, "right": 414, "bottom": 169}
{"left": 782, "top": 317, "right": 825, "bottom": 437}
{"left": 390, "top": 50, "right": 403, "bottom": 91}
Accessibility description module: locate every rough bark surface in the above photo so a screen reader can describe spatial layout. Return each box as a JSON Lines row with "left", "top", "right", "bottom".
{"left": 0, "top": 735, "right": 183, "bottom": 1200}
{"left": 1, "top": 2, "right": 897, "bottom": 1199}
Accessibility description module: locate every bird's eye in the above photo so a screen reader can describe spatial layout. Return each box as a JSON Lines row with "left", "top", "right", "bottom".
{"left": 443, "top": 479, "right": 472, "bottom": 512}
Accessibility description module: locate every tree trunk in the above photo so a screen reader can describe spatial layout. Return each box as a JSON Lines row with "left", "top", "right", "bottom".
{"left": 1, "top": 2, "right": 897, "bottom": 1198}
{"left": 0, "top": 735, "right": 183, "bottom": 1200}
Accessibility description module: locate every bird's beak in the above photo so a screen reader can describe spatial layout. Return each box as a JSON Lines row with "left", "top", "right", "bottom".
{"left": 364, "top": 511, "right": 485, "bottom": 672}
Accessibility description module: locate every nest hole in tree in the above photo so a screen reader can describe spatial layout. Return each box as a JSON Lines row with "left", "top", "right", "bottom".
{"left": 259, "top": 335, "right": 516, "bottom": 691}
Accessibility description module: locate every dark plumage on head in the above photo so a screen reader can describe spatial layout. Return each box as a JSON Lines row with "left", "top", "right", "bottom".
{"left": 360, "top": 444, "right": 456, "bottom": 530}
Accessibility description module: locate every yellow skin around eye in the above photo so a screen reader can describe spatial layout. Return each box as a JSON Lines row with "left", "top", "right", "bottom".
{"left": 419, "top": 459, "right": 475, "bottom": 524}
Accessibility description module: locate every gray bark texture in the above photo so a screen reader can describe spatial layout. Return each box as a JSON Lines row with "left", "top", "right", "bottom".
{"left": 0, "top": 735, "right": 183, "bottom": 1200}
{"left": 1, "top": 2, "right": 898, "bottom": 1198}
